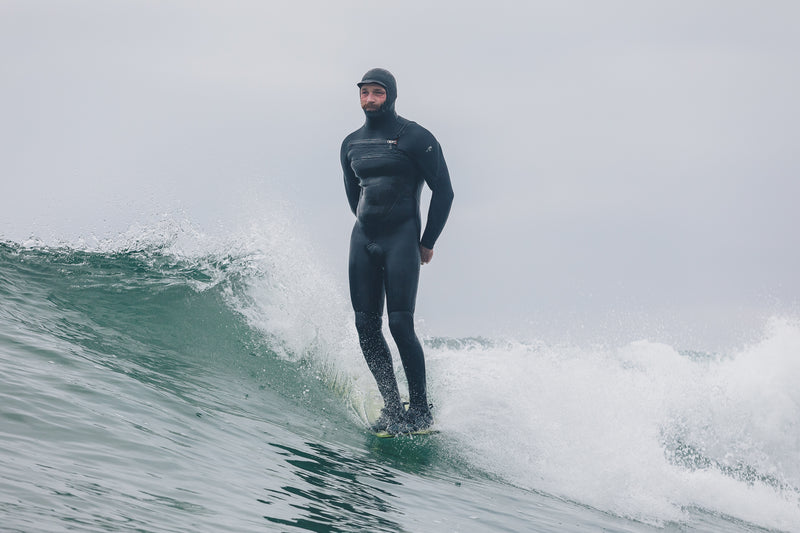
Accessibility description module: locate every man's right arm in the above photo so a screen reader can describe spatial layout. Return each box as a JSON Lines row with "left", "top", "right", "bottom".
{"left": 340, "top": 138, "right": 359, "bottom": 215}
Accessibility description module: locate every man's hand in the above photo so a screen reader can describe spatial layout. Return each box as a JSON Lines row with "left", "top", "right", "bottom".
{"left": 420, "top": 246, "right": 434, "bottom": 265}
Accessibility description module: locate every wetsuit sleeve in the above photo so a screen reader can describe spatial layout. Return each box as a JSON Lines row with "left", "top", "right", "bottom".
{"left": 409, "top": 128, "right": 454, "bottom": 249}
{"left": 341, "top": 138, "right": 360, "bottom": 215}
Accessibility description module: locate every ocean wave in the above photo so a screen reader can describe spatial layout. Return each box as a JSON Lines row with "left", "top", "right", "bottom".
{"left": 2, "top": 222, "right": 799, "bottom": 530}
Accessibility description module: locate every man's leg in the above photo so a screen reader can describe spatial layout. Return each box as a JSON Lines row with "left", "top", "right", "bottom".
{"left": 383, "top": 221, "right": 429, "bottom": 413}
{"left": 349, "top": 225, "right": 403, "bottom": 413}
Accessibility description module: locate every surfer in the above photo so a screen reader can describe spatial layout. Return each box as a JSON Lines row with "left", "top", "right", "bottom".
{"left": 341, "top": 68, "right": 454, "bottom": 435}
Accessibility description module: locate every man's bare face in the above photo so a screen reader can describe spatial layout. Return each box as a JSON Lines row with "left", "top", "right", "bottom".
{"left": 360, "top": 84, "right": 387, "bottom": 112}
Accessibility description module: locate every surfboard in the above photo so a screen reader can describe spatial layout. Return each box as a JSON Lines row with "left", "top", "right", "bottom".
{"left": 373, "top": 428, "right": 439, "bottom": 439}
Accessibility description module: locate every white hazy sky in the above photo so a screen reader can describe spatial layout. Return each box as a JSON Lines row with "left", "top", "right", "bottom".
{"left": 2, "top": 1, "right": 798, "bottom": 349}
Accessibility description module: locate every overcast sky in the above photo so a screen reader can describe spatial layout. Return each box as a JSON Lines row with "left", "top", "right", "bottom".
{"left": 2, "top": 1, "right": 798, "bottom": 349}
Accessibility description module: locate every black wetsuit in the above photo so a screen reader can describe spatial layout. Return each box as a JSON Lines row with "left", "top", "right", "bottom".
{"left": 341, "top": 69, "right": 454, "bottom": 417}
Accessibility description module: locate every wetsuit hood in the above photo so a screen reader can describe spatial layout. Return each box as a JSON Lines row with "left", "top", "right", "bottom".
{"left": 358, "top": 68, "right": 397, "bottom": 119}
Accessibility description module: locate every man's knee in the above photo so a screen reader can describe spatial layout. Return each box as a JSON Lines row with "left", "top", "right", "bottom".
{"left": 355, "top": 311, "right": 382, "bottom": 337}
{"left": 388, "top": 311, "right": 415, "bottom": 343}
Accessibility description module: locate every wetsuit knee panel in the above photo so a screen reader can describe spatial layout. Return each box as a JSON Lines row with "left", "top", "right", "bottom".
{"left": 354, "top": 311, "right": 383, "bottom": 336}
{"left": 387, "top": 311, "right": 416, "bottom": 343}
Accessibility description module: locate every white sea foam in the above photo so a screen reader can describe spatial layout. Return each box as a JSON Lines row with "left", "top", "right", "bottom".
{"left": 427, "top": 318, "right": 800, "bottom": 529}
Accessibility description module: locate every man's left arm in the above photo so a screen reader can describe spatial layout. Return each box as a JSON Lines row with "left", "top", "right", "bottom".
{"left": 413, "top": 128, "right": 454, "bottom": 261}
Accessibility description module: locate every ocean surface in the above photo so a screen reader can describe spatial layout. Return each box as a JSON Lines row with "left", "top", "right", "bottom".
{"left": 2, "top": 226, "right": 799, "bottom": 533}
